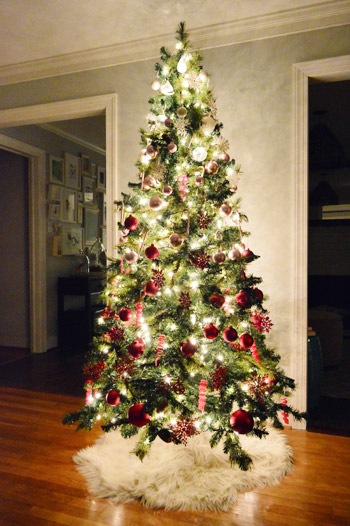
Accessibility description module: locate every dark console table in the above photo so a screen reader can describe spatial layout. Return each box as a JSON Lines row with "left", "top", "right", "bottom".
{"left": 57, "top": 274, "right": 105, "bottom": 348}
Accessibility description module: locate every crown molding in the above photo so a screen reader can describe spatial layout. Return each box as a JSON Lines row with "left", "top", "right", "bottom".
{"left": 38, "top": 123, "right": 106, "bottom": 156}
{"left": 0, "top": 1, "right": 349, "bottom": 86}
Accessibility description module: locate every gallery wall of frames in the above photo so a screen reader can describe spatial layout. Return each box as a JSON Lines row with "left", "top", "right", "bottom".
{"left": 47, "top": 153, "right": 106, "bottom": 256}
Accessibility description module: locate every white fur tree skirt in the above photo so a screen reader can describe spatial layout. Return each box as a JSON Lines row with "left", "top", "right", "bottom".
{"left": 74, "top": 428, "right": 293, "bottom": 511}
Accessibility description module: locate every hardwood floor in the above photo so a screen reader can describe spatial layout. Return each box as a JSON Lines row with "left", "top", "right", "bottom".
{"left": 0, "top": 386, "right": 349, "bottom": 525}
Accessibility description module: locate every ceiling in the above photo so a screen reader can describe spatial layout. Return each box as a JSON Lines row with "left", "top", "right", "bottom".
{"left": 0, "top": 0, "right": 342, "bottom": 67}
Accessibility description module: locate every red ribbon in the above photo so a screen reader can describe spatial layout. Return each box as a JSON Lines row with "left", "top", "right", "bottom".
{"left": 198, "top": 380, "right": 207, "bottom": 411}
{"left": 280, "top": 397, "right": 289, "bottom": 424}
{"left": 155, "top": 334, "right": 166, "bottom": 366}
{"left": 135, "top": 303, "right": 143, "bottom": 328}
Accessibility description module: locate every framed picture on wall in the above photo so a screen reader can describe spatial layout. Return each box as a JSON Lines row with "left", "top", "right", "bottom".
{"left": 84, "top": 207, "right": 99, "bottom": 245}
{"left": 82, "top": 176, "right": 95, "bottom": 205}
{"left": 81, "top": 154, "right": 90, "bottom": 175}
{"left": 64, "top": 152, "right": 81, "bottom": 189}
{"left": 48, "top": 203, "right": 61, "bottom": 220}
{"left": 48, "top": 183, "right": 62, "bottom": 201}
{"left": 61, "top": 188, "right": 77, "bottom": 223}
{"left": 91, "top": 163, "right": 97, "bottom": 178}
{"left": 96, "top": 166, "right": 106, "bottom": 191}
{"left": 61, "top": 226, "right": 83, "bottom": 255}
{"left": 49, "top": 155, "right": 64, "bottom": 184}
{"left": 77, "top": 202, "right": 83, "bottom": 224}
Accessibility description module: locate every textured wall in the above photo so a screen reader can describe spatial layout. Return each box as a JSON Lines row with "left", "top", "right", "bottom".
{"left": 0, "top": 25, "right": 349, "bottom": 367}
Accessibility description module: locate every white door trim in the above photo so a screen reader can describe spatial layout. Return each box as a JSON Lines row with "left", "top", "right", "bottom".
{"left": 292, "top": 54, "right": 350, "bottom": 429}
{"left": 0, "top": 94, "right": 118, "bottom": 352}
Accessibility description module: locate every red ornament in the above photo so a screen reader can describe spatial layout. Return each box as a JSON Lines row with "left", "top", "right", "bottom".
{"left": 169, "top": 417, "right": 199, "bottom": 445}
{"left": 173, "top": 378, "right": 185, "bottom": 395}
{"left": 254, "top": 288, "right": 264, "bottom": 302}
{"left": 250, "top": 310, "right": 273, "bottom": 333}
{"left": 242, "top": 249, "right": 255, "bottom": 262}
{"left": 145, "top": 244, "right": 159, "bottom": 259}
{"left": 152, "top": 269, "right": 165, "bottom": 288}
{"left": 128, "top": 403, "right": 150, "bottom": 427}
{"left": 210, "top": 365, "right": 228, "bottom": 392}
{"left": 118, "top": 308, "right": 133, "bottom": 322}
{"left": 235, "top": 291, "right": 250, "bottom": 309}
{"left": 178, "top": 291, "right": 192, "bottom": 309}
{"left": 223, "top": 326, "right": 238, "bottom": 342}
{"left": 239, "top": 332, "right": 254, "bottom": 349}
{"left": 106, "top": 390, "right": 120, "bottom": 406}
{"left": 144, "top": 281, "right": 159, "bottom": 296}
{"left": 115, "top": 358, "right": 136, "bottom": 377}
{"left": 230, "top": 409, "right": 254, "bottom": 434}
{"left": 124, "top": 215, "right": 138, "bottom": 231}
{"left": 105, "top": 326, "right": 125, "bottom": 342}
{"left": 128, "top": 337, "right": 146, "bottom": 358}
{"left": 181, "top": 340, "right": 197, "bottom": 357}
{"left": 203, "top": 323, "right": 219, "bottom": 340}
{"left": 210, "top": 293, "right": 225, "bottom": 308}
{"left": 83, "top": 361, "right": 105, "bottom": 382}
{"left": 193, "top": 251, "right": 210, "bottom": 269}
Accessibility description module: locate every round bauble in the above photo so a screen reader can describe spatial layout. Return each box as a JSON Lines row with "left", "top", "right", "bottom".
{"left": 124, "top": 250, "right": 138, "bottom": 264}
{"left": 181, "top": 340, "right": 197, "bottom": 357}
{"left": 167, "top": 142, "right": 177, "bottom": 154}
{"left": 128, "top": 403, "right": 150, "bottom": 427}
{"left": 146, "top": 144, "right": 157, "bottom": 158}
{"left": 230, "top": 409, "right": 254, "bottom": 434}
{"left": 149, "top": 195, "right": 164, "bottom": 210}
{"left": 242, "top": 249, "right": 255, "bottom": 262}
{"left": 144, "top": 281, "right": 159, "bottom": 296}
{"left": 164, "top": 118, "right": 173, "bottom": 128}
{"left": 212, "top": 250, "right": 226, "bottom": 264}
{"left": 219, "top": 152, "right": 230, "bottom": 162}
{"left": 169, "top": 232, "right": 183, "bottom": 248}
{"left": 158, "top": 428, "right": 173, "bottom": 443}
{"left": 106, "top": 390, "right": 120, "bottom": 406}
{"left": 201, "top": 116, "right": 216, "bottom": 135}
{"left": 210, "top": 293, "right": 225, "bottom": 308}
{"left": 223, "top": 326, "right": 238, "bottom": 342}
{"left": 118, "top": 308, "right": 133, "bottom": 322}
{"left": 143, "top": 175, "right": 156, "bottom": 190}
{"left": 163, "top": 184, "right": 173, "bottom": 196}
{"left": 219, "top": 203, "right": 233, "bottom": 217}
{"left": 203, "top": 323, "right": 219, "bottom": 340}
{"left": 177, "top": 106, "right": 187, "bottom": 118}
{"left": 151, "top": 80, "right": 161, "bottom": 91}
{"left": 195, "top": 175, "right": 204, "bottom": 186}
{"left": 228, "top": 248, "right": 241, "bottom": 260}
{"left": 192, "top": 146, "right": 207, "bottom": 162}
{"left": 205, "top": 160, "right": 219, "bottom": 175}
{"left": 239, "top": 332, "right": 254, "bottom": 349}
{"left": 235, "top": 291, "right": 250, "bottom": 309}
{"left": 231, "top": 184, "right": 238, "bottom": 193}
{"left": 124, "top": 215, "right": 138, "bottom": 231}
{"left": 254, "top": 288, "right": 264, "bottom": 302}
{"left": 145, "top": 244, "right": 159, "bottom": 260}
{"left": 128, "top": 337, "right": 146, "bottom": 359}
{"left": 160, "top": 80, "right": 174, "bottom": 95}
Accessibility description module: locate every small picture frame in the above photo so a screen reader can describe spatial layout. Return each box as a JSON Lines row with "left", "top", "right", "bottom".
{"left": 61, "top": 226, "right": 83, "bottom": 255}
{"left": 91, "top": 163, "right": 97, "bottom": 178}
{"left": 64, "top": 153, "right": 81, "bottom": 189}
{"left": 77, "top": 202, "right": 83, "bottom": 224}
{"left": 84, "top": 207, "right": 99, "bottom": 245}
{"left": 81, "top": 154, "right": 90, "bottom": 175}
{"left": 48, "top": 183, "right": 62, "bottom": 201}
{"left": 82, "top": 176, "right": 95, "bottom": 205}
{"left": 49, "top": 155, "right": 64, "bottom": 184}
{"left": 61, "top": 188, "right": 77, "bottom": 223}
{"left": 96, "top": 166, "right": 106, "bottom": 192}
{"left": 48, "top": 203, "right": 61, "bottom": 220}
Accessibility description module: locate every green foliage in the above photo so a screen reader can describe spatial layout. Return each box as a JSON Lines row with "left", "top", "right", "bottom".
{"left": 63, "top": 21, "right": 305, "bottom": 470}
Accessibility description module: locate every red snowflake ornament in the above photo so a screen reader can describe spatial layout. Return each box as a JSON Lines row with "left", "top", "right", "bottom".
{"left": 192, "top": 251, "right": 210, "bottom": 270}
{"left": 152, "top": 268, "right": 165, "bottom": 288}
{"left": 83, "top": 361, "right": 105, "bottom": 383}
{"left": 173, "top": 378, "right": 185, "bottom": 395}
{"left": 197, "top": 213, "right": 211, "bottom": 230}
{"left": 169, "top": 417, "right": 199, "bottom": 445}
{"left": 105, "top": 325, "right": 125, "bottom": 342}
{"left": 250, "top": 310, "right": 273, "bottom": 333}
{"left": 115, "top": 357, "right": 136, "bottom": 377}
{"left": 210, "top": 364, "right": 228, "bottom": 392}
{"left": 178, "top": 291, "right": 192, "bottom": 309}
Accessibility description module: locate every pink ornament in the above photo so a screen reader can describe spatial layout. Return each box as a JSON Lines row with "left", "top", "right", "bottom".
{"left": 212, "top": 251, "right": 226, "bottom": 264}
{"left": 195, "top": 175, "right": 204, "bottom": 186}
{"left": 219, "top": 152, "right": 230, "bottom": 162}
{"left": 163, "top": 184, "right": 173, "bottom": 195}
{"left": 167, "top": 142, "right": 177, "bottom": 154}
{"left": 177, "top": 174, "right": 189, "bottom": 201}
{"left": 198, "top": 380, "right": 207, "bottom": 411}
{"left": 146, "top": 144, "right": 157, "bottom": 158}
{"left": 219, "top": 203, "right": 233, "bottom": 217}
{"left": 228, "top": 248, "right": 241, "bottom": 260}
{"left": 125, "top": 250, "right": 138, "bottom": 264}
{"left": 205, "top": 160, "right": 219, "bottom": 174}
{"left": 143, "top": 175, "right": 156, "bottom": 189}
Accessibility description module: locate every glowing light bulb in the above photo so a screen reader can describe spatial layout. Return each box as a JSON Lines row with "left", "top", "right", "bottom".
{"left": 165, "top": 376, "right": 172, "bottom": 384}
{"left": 206, "top": 416, "right": 211, "bottom": 423}
{"left": 190, "top": 372, "right": 195, "bottom": 377}
{"left": 191, "top": 281, "right": 199, "bottom": 290}
{"left": 226, "top": 168, "right": 234, "bottom": 176}
{"left": 94, "top": 392, "right": 101, "bottom": 399}
{"left": 111, "top": 418, "right": 116, "bottom": 424}
{"left": 194, "top": 421, "right": 201, "bottom": 429}
{"left": 218, "top": 354, "right": 224, "bottom": 362}
{"left": 140, "top": 197, "right": 148, "bottom": 205}
{"left": 121, "top": 389, "right": 127, "bottom": 395}
{"left": 97, "top": 317, "right": 104, "bottom": 325}
{"left": 171, "top": 418, "right": 177, "bottom": 425}
{"left": 176, "top": 42, "right": 182, "bottom": 50}
{"left": 163, "top": 66, "right": 169, "bottom": 75}
{"left": 96, "top": 415, "right": 101, "bottom": 421}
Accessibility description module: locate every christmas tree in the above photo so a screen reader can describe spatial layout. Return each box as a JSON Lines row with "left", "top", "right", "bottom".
{"left": 64, "top": 23, "right": 305, "bottom": 470}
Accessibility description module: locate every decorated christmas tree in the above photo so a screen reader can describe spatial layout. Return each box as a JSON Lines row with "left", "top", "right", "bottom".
{"left": 64, "top": 23, "right": 305, "bottom": 470}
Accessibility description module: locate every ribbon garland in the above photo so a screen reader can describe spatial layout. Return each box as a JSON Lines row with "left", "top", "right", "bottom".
{"left": 135, "top": 303, "right": 143, "bottom": 328}
{"left": 198, "top": 380, "right": 207, "bottom": 411}
{"left": 250, "top": 341, "right": 262, "bottom": 364}
{"left": 280, "top": 397, "right": 290, "bottom": 424}
{"left": 155, "top": 334, "right": 166, "bottom": 366}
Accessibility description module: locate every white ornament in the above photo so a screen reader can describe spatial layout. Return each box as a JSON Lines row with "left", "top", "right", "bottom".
{"left": 138, "top": 149, "right": 149, "bottom": 164}
{"left": 151, "top": 80, "right": 161, "bottom": 91}
{"left": 192, "top": 147, "right": 207, "bottom": 162}
{"left": 201, "top": 116, "right": 216, "bottom": 135}
{"left": 160, "top": 81, "right": 174, "bottom": 95}
{"left": 177, "top": 57, "right": 187, "bottom": 73}
{"left": 186, "top": 71, "right": 203, "bottom": 90}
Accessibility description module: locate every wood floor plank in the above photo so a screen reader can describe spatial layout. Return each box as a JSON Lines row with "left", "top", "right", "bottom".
{"left": 0, "top": 387, "right": 349, "bottom": 525}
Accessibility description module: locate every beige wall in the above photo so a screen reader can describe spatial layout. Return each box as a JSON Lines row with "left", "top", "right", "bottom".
{"left": 0, "top": 25, "right": 349, "bottom": 370}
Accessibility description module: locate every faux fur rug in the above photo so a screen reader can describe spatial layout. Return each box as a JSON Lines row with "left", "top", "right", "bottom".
{"left": 74, "top": 428, "right": 293, "bottom": 511}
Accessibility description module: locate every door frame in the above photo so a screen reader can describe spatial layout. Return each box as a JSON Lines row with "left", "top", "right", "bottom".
{"left": 0, "top": 94, "right": 118, "bottom": 353}
{"left": 292, "top": 55, "right": 350, "bottom": 428}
